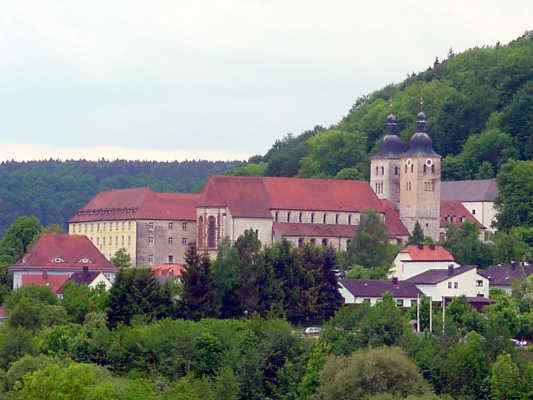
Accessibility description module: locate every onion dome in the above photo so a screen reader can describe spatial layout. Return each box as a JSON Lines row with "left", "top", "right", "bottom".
{"left": 371, "top": 113, "right": 406, "bottom": 159}
{"left": 405, "top": 111, "right": 438, "bottom": 156}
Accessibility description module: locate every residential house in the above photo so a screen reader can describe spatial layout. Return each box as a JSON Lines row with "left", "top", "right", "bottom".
{"left": 339, "top": 278, "right": 423, "bottom": 307}
{"left": 390, "top": 244, "right": 458, "bottom": 281}
{"left": 479, "top": 262, "right": 533, "bottom": 294}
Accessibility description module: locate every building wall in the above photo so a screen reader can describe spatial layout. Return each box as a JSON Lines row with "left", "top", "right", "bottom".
{"left": 370, "top": 158, "right": 402, "bottom": 207}
{"left": 461, "top": 201, "right": 497, "bottom": 234}
{"left": 390, "top": 256, "right": 459, "bottom": 280}
{"left": 414, "top": 269, "right": 489, "bottom": 299}
{"left": 271, "top": 209, "right": 362, "bottom": 225}
{"left": 135, "top": 219, "right": 196, "bottom": 267}
{"left": 339, "top": 284, "right": 416, "bottom": 307}
{"left": 89, "top": 273, "right": 113, "bottom": 291}
{"left": 278, "top": 235, "right": 350, "bottom": 251}
{"left": 399, "top": 155, "right": 441, "bottom": 240}
{"left": 69, "top": 220, "right": 137, "bottom": 264}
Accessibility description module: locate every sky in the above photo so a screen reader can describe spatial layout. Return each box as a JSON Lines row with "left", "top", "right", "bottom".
{"left": 0, "top": 1, "right": 531, "bottom": 162}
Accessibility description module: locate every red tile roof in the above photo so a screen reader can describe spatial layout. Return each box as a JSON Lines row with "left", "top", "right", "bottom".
{"left": 274, "top": 222, "right": 357, "bottom": 238}
{"left": 380, "top": 200, "right": 409, "bottom": 237}
{"left": 440, "top": 201, "right": 482, "bottom": 228}
{"left": 405, "top": 265, "right": 475, "bottom": 284}
{"left": 70, "top": 188, "right": 200, "bottom": 222}
{"left": 0, "top": 307, "right": 7, "bottom": 319}
{"left": 10, "top": 234, "right": 116, "bottom": 272}
{"left": 21, "top": 274, "right": 70, "bottom": 294}
{"left": 399, "top": 245, "right": 455, "bottom": 262}
{"left": 151, "top": 264, "right": 185, "bottom": 277}
{"left": 341, "top": 279, "right": 423, "bottom": 298}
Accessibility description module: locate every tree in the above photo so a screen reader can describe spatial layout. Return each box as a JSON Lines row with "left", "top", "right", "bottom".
{"left": 181, "top": 244, "right": 217, "bottom": 320}
{"left": 314, "top": 247, "right": 344, "bottom": 322}
{"left": 492, "top": 230, "right": 529, "bottom": 263}
{"left": 346, "top": 210, "right": 395, "bottom": 269}
{"left": 442, "top": 221, "right": 493, "bottom": 266}
{"left": 111, "top": 248, "right": 132, "bottom": 270}
{"left": 107, "top": 268, "right": 173, "bottom": 328}
{"left": 496, "top": 160, "right": 533, "bottom": 231}
{"left": 490, "top": 353, "right": 522, "bottom": 400}
{"left": 211, "top": 240, "right": 241, "bottom": 318}
{"left": 61, "top": 282, "right": 109, "bottom": 324}
{"left": 313, "top": 347, "right": 432, "bottom": 400}
{"left": 409, "top": 221, "right": 425, "bottom": 245}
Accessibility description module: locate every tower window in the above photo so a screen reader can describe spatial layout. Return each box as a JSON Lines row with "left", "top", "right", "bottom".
{"left": 381, "top": 166, "right": 385, "bottom": 175}
{"left": 423, "top": 164, "right": 427, "bottom": 174}
{"left": 431, "top": 165, "right": 435, "bottom": 174}
{"left": 395, "top": 166, "right": 399, "bottom": 175}
{"left": 411, "top": 164, "right": 414, "bottom": 173}
{"left": 375, "top": 166, "right": 378, "bottom": 175}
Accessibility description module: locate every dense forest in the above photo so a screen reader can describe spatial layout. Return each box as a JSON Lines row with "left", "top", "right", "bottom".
{"left": 231, "top": 32, "right": 533, "bottom": 181}
{"left": 0, "top": 159, "right": 240, "bottom": 235}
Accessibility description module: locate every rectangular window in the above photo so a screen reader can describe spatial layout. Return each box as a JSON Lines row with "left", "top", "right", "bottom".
{"left": 363, "top": 298, "right": 371, "bottom": 304}
{"left": 168, "top": 236, "right": 173, "bottom": 245}
{"left": 448, "top": 282, "right": 452, "bottom": 289}
{"left": 168, "top": 222, "right": 173, "bottom": 230}
{"left": 121, "top": 236, "right": 124, "bottom": 246}
{"left": 148, "top": 222, "right": 155, "bottom": 230}
{"left": 476, "top": 280, "right": 483, "bottom": 287}
{"left": 103, "top": 237, "right": 106, "bottom": 246}
{"left": 396, "top": 299, "right": 404, "bottom": 307}
{"left": 182, "top": 222, "right": 188, "bottom": 231}
{"left": 97, "top": 223, "right": 100, "bottom": 232}
{"left": 128, "top": 236, "right": 131, "bottom": 245}
{"left": 298, "top": 238, "right": 304, "bottom": 247}
{"left": 115, "top": 236, "right": 118, "bottom": 245}
{"left": 182, "top": 238, "right": 188, "bottom": 246}
{"left": 148, "top": 255, "right": 154, "bottom": 265}
{"left": 168, "top": 255, "right": 174, "bottom": 264}
{"left": 454, "top": 282, "right": 459, "bottom": 289}
{"left": 148, "top": 236, "right": 154, "bottom": 245}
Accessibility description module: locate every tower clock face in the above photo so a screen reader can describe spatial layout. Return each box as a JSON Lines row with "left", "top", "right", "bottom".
{"left": 425, "top": 159, "right": 433, "bottom": 167}
{"left": 406, "top": 159, "right": 412, "bottom": 166}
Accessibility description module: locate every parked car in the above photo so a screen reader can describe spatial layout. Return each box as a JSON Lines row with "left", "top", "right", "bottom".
{"left": 510, "top": 338, "right": 528, "bottom": 347}
{"left": 303, "top": 327, "right": 321, "bottom": 337}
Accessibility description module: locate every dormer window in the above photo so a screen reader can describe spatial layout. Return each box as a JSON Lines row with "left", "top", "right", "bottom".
{"left": 52, "top": 257, "right": 65, "bottom": 263}
{"left": 78, "top": 258, "right": 92, "bottom": 264}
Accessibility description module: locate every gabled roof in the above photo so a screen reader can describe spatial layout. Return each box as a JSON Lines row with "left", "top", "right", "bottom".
{"left": 151, "top": 264, "right": 185, "bottom": 283}
{"left": 441, "top": 179, "right": 498, "bottom": 202}
{"left": 405, "top": 265, "right": 476, "bottom": 284}
{"left": 66, "top": 271, "right": 102, "bottom": 285}
{"left": 440, "top": 201, "right": 483, "bottom": 228}
{"left": 340, "top": 279, "right": 423, "bottom": 298}
{"left": 70, "top": 187, "right": 200, "bottom": 222}
{"left": 380, "top": 200, "right": 410, "bottom": 237}
{"left": 10, "top": 234, "right": 116, "bottom": 272}
{"left": 21, "top": 274, "right": 70, "bottom": 294}
{"left": 399, "top": 245, "right": 454, "bottom": 262}
{"left": 479, "top": 263, "right": 533, "bottom": 287}
{"left": 274, "top": 222, "right": 357, "bottom": 238}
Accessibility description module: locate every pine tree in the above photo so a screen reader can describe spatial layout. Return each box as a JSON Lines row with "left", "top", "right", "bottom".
{"left": 347, "top": 210, "right": 392, "bottom": 268}
{"left": 315, "top": 246, "right": 343, "bottom": 322}
{"left": 111, "top": 248, "right": 132, "bottom": 270}
{"left": 181, "top": 244, "right": 217, "bottom": 320}
{"left": 409, "top": 221, "right": 425, "bottom": 245}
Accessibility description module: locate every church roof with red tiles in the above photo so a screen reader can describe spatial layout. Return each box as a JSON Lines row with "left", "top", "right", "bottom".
{"left": 379, "top": 200, "right": 410, "bottom": 237}
{"left": 440, "top": 201, "right": 483, "bottom": 228}
{"left": 399, "top": 244, "right": 455, "bottom": 262}
{"left": 70, "top": 187, "right": 200, "bottom": 222}
{"left": 10, "top": 234, "right": 116, "bottom": 272}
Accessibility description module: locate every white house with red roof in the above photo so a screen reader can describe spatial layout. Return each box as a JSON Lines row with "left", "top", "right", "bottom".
{"left": 8, "top": 233, "right": 117, "bottom": 293}
{"left": 389, "top": 244, "right": 459, "bottom": 281}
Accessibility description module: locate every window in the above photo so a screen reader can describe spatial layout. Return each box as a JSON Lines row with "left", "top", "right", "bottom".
{"left": 128, "top": 236, "right": 131, "bottom": 245}
{"left": 335, "top": 214, "right": 339, "bottom": 224}
{"left": 103, "top": 222, "right": 107, "bottom": 231}
{"left": 275, "top": 211, "right": 279, "bottom": 222}
{"left": 404, "top": 164, "right": 407, "bottom": 173}
{"left": 375, "top": 166, "right": 378, "bottom": 175}
{"left": 423, "top": 164, "right": 427, "bottom": 174}
{"left": 207, "top": 216, "right": 217, "bottom": 248}
{"left": 395, "top": 166, "right": 399, "bottom": 175}
{"left": 128, "top": 221, "right": 131, "bottom": 230}
{"left": 472, "top": 209, "right": 476, "bottom": 215}
{"left": 97, "top": 223, "right": 100, "bottom": 232}
{"left": 148, "top": 255, "right": 154, "bottom": 265}
{"left": 298, "top": 238, "right": 304, "bottom": 247}
{"left": 381, "top": 166, "right": 384, "bottom": 175}
{"left": 122, "top": 221, "right": 125, "bottom": 230}
{"left": 448, "top": 282, "right": 452, "bottom": 289}
{"left": 168, "top": 255, "right": 174, "bottom": 264}
{"left": 148, "top": 236, "right": 154, "bottom": 245}
{"left": 115, "top": 236, "right": 118, "bottom": 245}
{"left": 363, "top": 298, "right": 371, "bottom": 304}
{"left": 348, "top": 215, "right": 352, "bottom": 225}
{"left": 121, "top": 236, "right": 124, "bottom": 246}
{"left": 103, "top": 237, "right": 106, "bottom": 246}
{"left": 169, "top": 222, "right": 173, "bottom": 230}
{"left": 322, "top": 238, "right": 328, "bottom": 247}
{"left": 182, "top": 238, "right": 188, "bottom": 245}
{"left": 310, "top": 238, "right": 316, "bottom": 245}
{"left": 148, "top": 222, "right": 154, "bottom": 230}
{"left": 476, "top": 280, "right": 483, "bottom": 287}
{"left": 311, "top": 213, "right": 315, "bottom": 223}
{"left": 411, "top": 164, "right": 414, "bottom": 173}
{"left": 323, "top": 213, "right": 327, "bottom": 224}
{"left": 97, "top": 237, "right": 100, "bottom": 246}
{"left": 346, "top": 239, "right": 351, "bottom": 247}
{"left": 396, "top": 299, "right": 404, "bottom": 307}
{"left": 299, "top": 212, "right": 303, "bottom": 223}
{"left": 454, "top": 282, "right": 459, "bottom": 289}
{"left": 168, "top": 236, "right": 173, "bottom": 245}
{"left": 287, "top": 212, "right": 291, "bottom": 222}
{"left": 182, "top": 222, "right": 188, "bottom": 231}
{"left": 431, "top": 165, "right": 435, "bottom": 174}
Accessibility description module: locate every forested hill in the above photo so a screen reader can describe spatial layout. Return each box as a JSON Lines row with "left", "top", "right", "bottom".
{"left": 232, "top": 32, "right": 533, "bottom": 181}
{"left": 0, "top": 159, "right": 241, "bottom": 235}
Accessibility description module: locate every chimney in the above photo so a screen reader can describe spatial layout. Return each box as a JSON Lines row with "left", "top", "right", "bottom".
{"left": 392, "top": 277, "right": 399, "bottom": 285}
{"left": 429, "top": 244, "right": 436, "bottom": 250}
{"left": 511, "top": 261, "right": 517, "bottom": 270}
{"left": 42, "top": 271, "right": 48, "bottom": 279}
{"left": 83, "top": 265, "right": 89, "bottom": 273}
{"left": 448, "top": 264, "right": 454, "bottom": 275}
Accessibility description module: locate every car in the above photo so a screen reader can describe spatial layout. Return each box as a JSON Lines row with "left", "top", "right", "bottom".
{"left": 510, "top": 338, "right": 527, "bottom": 347}
{"left": 303, "top": 327, "right": 321, "bottom": 337}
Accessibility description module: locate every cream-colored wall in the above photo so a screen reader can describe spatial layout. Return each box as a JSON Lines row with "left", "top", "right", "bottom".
{"left": 230, "top": 217, "right": 273, "bottom": 247}
{"left": 461, "top": 201, "right": 497, "bottom": 233}
{"left": 271, "top": 209, "right": 362, "bottom": 225}
{"left": 390, "top": 253, "right": 459, "bottom": 280}
{"left": 89, "top": 273, "right": 113, "bottom": 291}
{"left": 279, "top": 235, "right": 350, "bottom": 251}
{"left": 370, "top": 158, "right": 402, "bottom": 207}
{"left": 414, "top": 269, "right": 489, "bottom": 299}
{"left": 69, "top": 220, "right": 137, "bottom": 264}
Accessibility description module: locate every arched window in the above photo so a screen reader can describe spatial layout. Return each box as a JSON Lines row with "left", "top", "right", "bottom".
{"left": 423, "top": 164, "right": 427, "bottom": 174}
{"left": 287, "top": 212, "right": 291, "bottom": 222}
{"left": 323, "top": 213, "right": 327, "bottom": 224}
{"left": 411, "top": 164, "right": 414, "bottom": 173}
{"left": 275, "top": 211, "right": 279, "bottom": 222}
{"left": 431, "top": 165, "right": 435, "bottom": 174}
{"left": 375, "top": 166, "right": 378, "bottom": 175}
{"left": 311, "top": 213, "right": 315, "bottom": 223}
{"left": 207, "top": 216, "right": 216, "bottom": 248}
{"left": 299, "top": 212, "right": 303, "bottom": 223}
{"left": 348, "top": 215, "right": 352, "bottom": 225}
{"left": 335, "top": 214, "right": 339, "bottom": 224}
{"left": 322, "top": 238, "right": 328, "bottom": 247}
{"left": 381, "top": 166, "right": 384, "bottom": 175}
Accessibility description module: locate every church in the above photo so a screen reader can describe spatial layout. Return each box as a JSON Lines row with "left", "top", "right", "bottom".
{"left": 69, "top": 111, "right": 490, "bottom": 265}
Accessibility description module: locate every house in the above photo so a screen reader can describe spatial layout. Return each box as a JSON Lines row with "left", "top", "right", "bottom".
{"left": 390, "top": 244, "right": 458, "bottom": 281}
{"left": 439, "top": 200, "right": 484, "bottom": 241}
{"left": 59, "top": 270, "right": 113, "bottom": 294}
{"left": 69, "top": 188, "right": 200, "bottom": 266}
{"left": 441, "top": 179, "right": 498, "bottom": 237}
{"left": 479, "top": 262, "right": 533, "bottom": 294}
{"left": 339, "top": 278, "right": 423, "bottom": 307}
{"left": 9, "top": 233, "right": 117, "bottom": 293}
{"left": 151, "top": 263, "right": 185, "bottom": 284}
{"left": 405, "top": 265, "right": 489, "bottom": 300}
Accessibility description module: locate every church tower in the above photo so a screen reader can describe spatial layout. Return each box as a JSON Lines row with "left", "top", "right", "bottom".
{"left": 399, "top": 112, "right": 441, "bottom": 241}
{"left": 370, "top": 113, "right": 405, "bottom": 208}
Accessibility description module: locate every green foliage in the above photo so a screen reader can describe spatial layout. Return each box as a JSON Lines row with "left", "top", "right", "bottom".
{"left": 61, "top": 282, "right": 109, "bottom": 324}
{"left": 442, "top": 221, "right": 493, "bottom": 266}
{"left": 490, "top": 353, "right": 522, "bottom": 400}
{"left": 313, "top": 347, "right": 432, "bottom": 400}
{"left": 106, "top": 268, "right": 174, "bottom": 328}
{"left": 409, "top": 222, "right": 425, "bottom": 245}
{"left": 227, "top": 162, "right": 267, "bottom": 176}
{"left": 496, "top": 160, "right": 533, "bottom": 231}
{"left": 346, "top": 210, "right": 397, "bottom": 269}
{"left": 111, "top": 248, "right": 132, "bottom": 270}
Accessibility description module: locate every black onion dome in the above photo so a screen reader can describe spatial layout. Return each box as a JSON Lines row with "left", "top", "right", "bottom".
{"left": 405, "top": 112, "right": 438, "bottom": 156}
{"left": 371, "top": 113, "right": 406, "bottom": 159}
